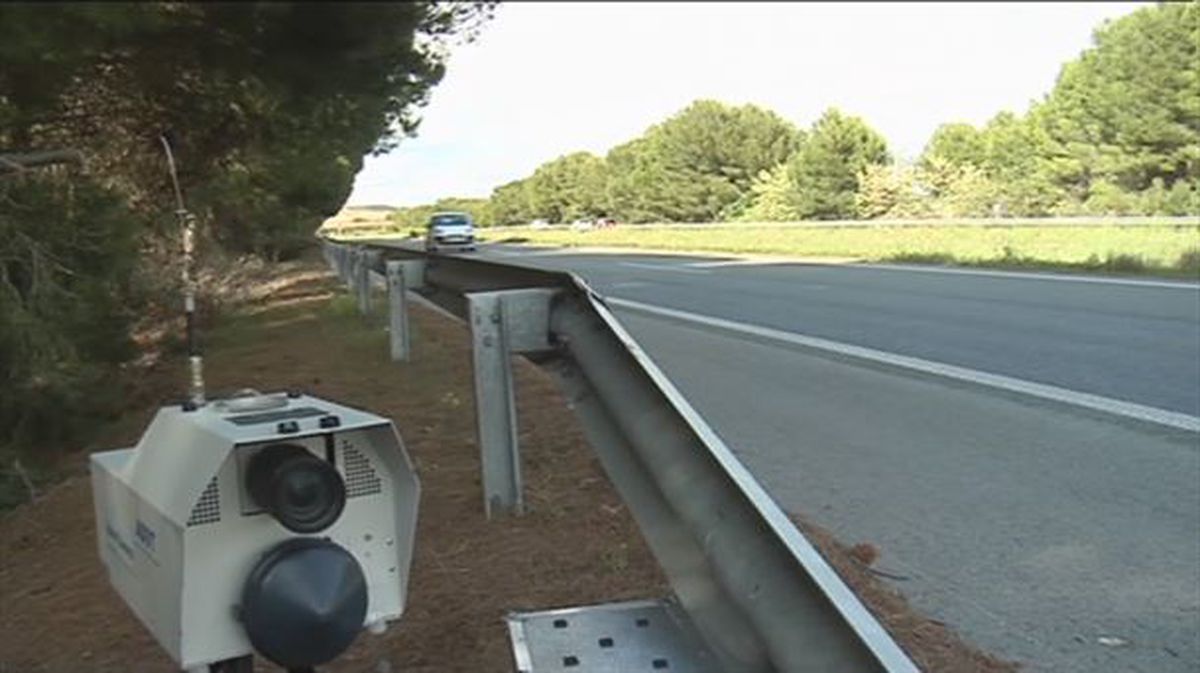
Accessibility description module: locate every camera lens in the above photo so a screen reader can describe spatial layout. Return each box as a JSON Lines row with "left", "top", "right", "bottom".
{"left": 247, "top": 444, "right": 346, "bottom": 533}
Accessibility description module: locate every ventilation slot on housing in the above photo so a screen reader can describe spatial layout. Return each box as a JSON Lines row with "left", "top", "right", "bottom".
{"left": 186, "top": 477, "right": 221, "bottom": 526}
{"left": 341, "top": 443, "right": 382, "bottom": 498}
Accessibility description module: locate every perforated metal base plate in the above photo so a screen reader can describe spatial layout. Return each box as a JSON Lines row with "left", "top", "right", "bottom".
{"left": 505, "top": 598, "right": 719, "bottom": 673}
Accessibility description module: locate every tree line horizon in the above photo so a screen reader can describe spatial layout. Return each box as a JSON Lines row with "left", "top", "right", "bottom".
{"left": 389, "top": 3, "right": 1197, "bottom": 229}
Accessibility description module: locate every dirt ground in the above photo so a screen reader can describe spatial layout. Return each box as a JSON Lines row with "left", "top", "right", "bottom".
{"left": 0, "top": 260, "right": 1015, "bottom": 672}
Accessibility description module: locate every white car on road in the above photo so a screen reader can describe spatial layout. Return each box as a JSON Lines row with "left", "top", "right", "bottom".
{"left": 425, "top": 212, "right": 477, "bottom": 253}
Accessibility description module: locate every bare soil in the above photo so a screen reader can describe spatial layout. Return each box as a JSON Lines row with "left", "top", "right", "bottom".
{"left": 0, "top": 261, "right": 1015, "bottom": 672}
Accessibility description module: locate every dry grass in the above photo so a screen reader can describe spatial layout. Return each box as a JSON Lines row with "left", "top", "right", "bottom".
{"left": 792, "top": 514, "right": 1017, "bottom": 673}
{"left": 318, "top": 207, "right": 398, "bottom": 236}
{"left": 0, "top": 268, "right": 666, "bottom": 673}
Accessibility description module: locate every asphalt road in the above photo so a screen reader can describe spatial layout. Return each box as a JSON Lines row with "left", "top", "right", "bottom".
{"left": 615, "top": 310, "right": 1198, "bottom": 673}
{"left": 481, "top": 245, "right": 1200, "bottom": 416}
{"left": 384, "top": 241, "right": 1200, "bottom": 672}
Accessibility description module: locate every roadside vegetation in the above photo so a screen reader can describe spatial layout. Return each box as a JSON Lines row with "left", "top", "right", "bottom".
{"left": 0, "top": 3, "right": 494, "bottom": 495}
{"left": 380, "top": 4, "right": 1198, "bottom": 237}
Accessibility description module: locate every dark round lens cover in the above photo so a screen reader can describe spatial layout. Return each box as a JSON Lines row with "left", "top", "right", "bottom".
{"left": 247, "top": 444, "right": 346, "bottom": 533}
{"left": 241, "top": 538, "right": 367, "bottom": 668}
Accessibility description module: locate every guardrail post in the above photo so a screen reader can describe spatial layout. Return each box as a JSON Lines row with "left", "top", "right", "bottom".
{"left": 355, "top": 249, "right": 371, "bottom": 316}
{"left": 338, "top": 245, "right": 352, "bottom": 288}
{"left": 386, "top": 261, "right": 410, "bottom": 361}
{"left": 469, "top": 293, "right": 521, "bottom": 517}
{"left": 466, "top": 289, "right": 557, "bottom": 518}
{"left": 384, "top": 260, "right": 425, "bottom": 361}
{"left": 325, "top": 242, "right": 340, "bottom": 281}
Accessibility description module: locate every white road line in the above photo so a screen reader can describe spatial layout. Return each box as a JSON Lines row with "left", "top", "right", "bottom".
{"left": 848, "top": 263, "right": 1200, "bottom": 289}
{"left": 618, "top": 261, "right": 711, "bottom": 274}
{"left": 607, "top": 297, "right": 1200, "bottom": 433}
{"left": 687, "top": 259, "right": 781, "bottom": 268}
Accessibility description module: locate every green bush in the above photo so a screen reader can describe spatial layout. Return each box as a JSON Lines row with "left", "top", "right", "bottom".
{"left": 1139, "top": 180, "right": 1198, "bottom": 216}
{"left": 0, "top": 176, "right": 144, "bottom": 456}
{"left": 1176, "top": 249, "right": 1200, "bottom": 274}
{"left": 1084, "top": 181, "right": 1141, "bottom": 216}
{"left": 1101, "top": 253, "right": 1148, "bottom": 273}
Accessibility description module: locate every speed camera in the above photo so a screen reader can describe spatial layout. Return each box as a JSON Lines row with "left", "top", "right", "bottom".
{"left": 90, "top": 391, "right": 419, "bottom": 670}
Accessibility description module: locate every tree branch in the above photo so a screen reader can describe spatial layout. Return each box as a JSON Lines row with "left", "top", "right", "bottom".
{"left": 0, "top": 149, "right": 84, "bottom": 175}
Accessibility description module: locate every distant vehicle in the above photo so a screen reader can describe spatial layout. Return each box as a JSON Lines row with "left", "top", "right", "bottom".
{"left": 570, "top": 218, "right": 594, "bottom": 232}
{"left": 425, "top": 211, "right": 476, "bottom": 253}
{"left": 530, "top": 219, "right": 550, "bottom": 230}
{"left": 596, "top": 217, "right": 618, "bottom": 229}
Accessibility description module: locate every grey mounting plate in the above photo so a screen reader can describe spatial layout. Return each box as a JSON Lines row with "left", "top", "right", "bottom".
{"left": 506, "top": 598, "right": 720, "bottom": 673}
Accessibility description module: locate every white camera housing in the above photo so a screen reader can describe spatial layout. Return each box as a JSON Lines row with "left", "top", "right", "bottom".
{"left": 90, "top": 392, "right": 419, "bottom": 670}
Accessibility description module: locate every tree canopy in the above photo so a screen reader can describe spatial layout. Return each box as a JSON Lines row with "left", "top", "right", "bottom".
{"left": 489, "top": 178, "right": 534, "bottom": 226}
{"left": 738, "top": 164, "right": 801, "bottom": 222}
{"left": 605, "top": 101, "right": 799, "bottom": 223}
{"left": 1038, "top": 2, "right": 1199, "bottom": 195}
{"left": 788, "top": 108, "right": 891, "bottom": 219}
{"left": 920, "top": 123, "right": 987, "bottom": 170}
{"left": 0, "top": 2, "right": 492, "bottom": 462}
{"left": 528, "top": 152, "right": 608, "bottom": 222}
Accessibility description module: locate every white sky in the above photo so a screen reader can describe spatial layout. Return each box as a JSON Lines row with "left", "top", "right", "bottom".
{"left": 347, "top": 1, "right": 1146, "bottom": 207}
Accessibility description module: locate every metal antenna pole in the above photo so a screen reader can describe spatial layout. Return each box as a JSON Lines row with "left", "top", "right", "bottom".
{"left": 160, "top": 134, "right": 206, "bottom": 407}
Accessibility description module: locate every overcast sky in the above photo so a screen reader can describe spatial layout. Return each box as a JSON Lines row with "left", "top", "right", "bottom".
{"left": 347, "top": 2, "right": 1146, "bottom": 207}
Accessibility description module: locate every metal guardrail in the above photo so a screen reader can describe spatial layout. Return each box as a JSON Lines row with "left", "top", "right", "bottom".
{"left": 320, "top": 238, "right": 920, "bottom": 673}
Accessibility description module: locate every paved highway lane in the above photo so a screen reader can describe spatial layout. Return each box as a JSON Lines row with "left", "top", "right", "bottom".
{"left": 613, "top": 310, "right": 1199, "bottom": 673}
{"left": 480, "top": 245, "right": 1200, "bottom": 416}
{"left": 376, "top": 241, "right": 1200, "bottom": 671}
